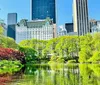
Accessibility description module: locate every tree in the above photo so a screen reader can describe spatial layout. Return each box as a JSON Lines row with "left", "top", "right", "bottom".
{"left": 0, "top": 25, "right": 4, "bottom": 35}
{"left": 93, "top": 33, "right": 100, "bottom": 51}
{"left": 18, "top": 46, "right": 37, "bottom": 63}
{"left": 79, "top": 34, "right": 93, "bottom": 62}
{"left": 0, "top": 36, "right": 18, "bottom": 48}
{"left": 88, "top": 51, "right": 100, "bottom": 62}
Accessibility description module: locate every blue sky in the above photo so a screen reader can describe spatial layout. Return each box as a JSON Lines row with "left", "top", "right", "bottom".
{"left": 0, "top": 0, "right": 100, "bottom": 26}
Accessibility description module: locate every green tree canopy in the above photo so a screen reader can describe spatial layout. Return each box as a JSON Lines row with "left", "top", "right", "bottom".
{"left": 0, "top": 25, "right": 4, "bottom": 35}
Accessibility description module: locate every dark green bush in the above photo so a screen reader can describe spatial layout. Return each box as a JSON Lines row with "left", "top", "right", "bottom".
{"left": 18, "top": 46, "right": 37, "bottom": 63}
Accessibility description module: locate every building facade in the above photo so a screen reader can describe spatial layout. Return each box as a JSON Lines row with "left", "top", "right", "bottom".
{"left": 16, "top": 19, "right": 54, "bottom": 43}
{"left": 58, "top": 24, "right": 77, "bottom": 36}
{"left": 7, "top": 13, "right": 17, "bottom": 40}
{"left": 91, "top": 21, "right": 100, "bottom": 33}
{"left": 7, "top": 25, "right": 16, "bottom": 39}
{"left": 31, "top": 0, "right": 56, "bottom": 23}
{"left": 58, "top": 25, "right": 67, "bottom": 36}
{"left": 65, "top": 23, "right": 73, "bottom": 33}
{"left": 73, "top": 0, "right": 89, "bottom": 35}
{"left": 90, "top": 19, "right": 97, "bottom": 29}
{"left": 7, "top": 13, "right": 17, "bottom": 25}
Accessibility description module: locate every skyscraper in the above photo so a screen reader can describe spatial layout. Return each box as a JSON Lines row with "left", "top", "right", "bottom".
{"left": 65, "top": 23, "right": 73, "bottom": 33}
{"left": 31, "top": 0, "right": 56, "bottom": 23}
{"left": 7, "top": 13, "right": 17, "bottom": 25}
{"left": 7, "top": 13, "right": 17, "bottom": 40}
{"left": 73, "top": 0, "right": 89, "bottom": 35}
{"left": 7, "top": 25, "right": 16, "bottom": 39}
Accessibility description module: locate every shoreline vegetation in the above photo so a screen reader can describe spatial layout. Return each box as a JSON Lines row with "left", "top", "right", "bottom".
{"left": 18, "top": 33, "right": 100, "bottom": 64}
{"left": 0, "top": 26, "right": 100, "bottom": 74}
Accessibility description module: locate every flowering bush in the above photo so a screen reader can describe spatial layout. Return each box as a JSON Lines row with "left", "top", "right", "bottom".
{"left": 0, "top": 48, "right": 25, "bottom": 63}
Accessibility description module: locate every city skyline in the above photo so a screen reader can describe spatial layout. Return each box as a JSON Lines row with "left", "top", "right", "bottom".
{"left": 0, "top": 0, "right": 100, "bottom": 26}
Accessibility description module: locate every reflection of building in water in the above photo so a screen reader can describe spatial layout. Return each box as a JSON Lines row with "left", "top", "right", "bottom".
{"left": 16, "top": 19, "right": 55, "bottom": 43}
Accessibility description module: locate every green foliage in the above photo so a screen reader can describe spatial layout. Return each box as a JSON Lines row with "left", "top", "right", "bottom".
{"left": 79, "top": 33, "right": 100, "bottom": 63}
{"left": 67, "top": 60, "right": 76, "bottom": 63}
{"left": 48, "top": 62, "right": 64, "bottom": 70}
{"left": 0, "top": 36, "right": 18, "bottom": 48}
{"left": 18, "top": 33, "right": 100, "bottom": 63}
{"left": 0, "top": 60, "right": 23, "bottom": 74}
{"left": 88, "top": 51, "right": 100, "bottom": 62}
{"left": 5, "top": 37, "right": 18, "bottom": 48}
{"left": 24, "top": 64, "right": 37, "bottom": 75}
{"left": 56, "top": 56, "right": 64, "bottom": 63}
{"left": 79, "top": 64, "right": 100, "bottom": 85}
{"left": 49, "top": 55, "right": 64, "bottom": 63}
{"left": 19, "top": 36, "right": 79, "bottom": 63}
{"left": 18, "top": 46, "right": 37, "bottom": 63}
{"left": 79, "top": 34, "right": 93, "bottom": 62}
{"left": 0, "top": 25, "right": 4, "bottom": 35}
{"left": 19, "top": 39, "right": 47, "bottom": 59}
{"left": 50, "top": 55, "right": 57, "bottom": 61}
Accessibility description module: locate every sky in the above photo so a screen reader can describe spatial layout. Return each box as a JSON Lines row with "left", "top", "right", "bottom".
{"left": 0, "top": 0, "right": 100, "bottom": 27}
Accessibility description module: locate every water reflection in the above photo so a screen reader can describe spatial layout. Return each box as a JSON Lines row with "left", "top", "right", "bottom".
{"left": 79, "top": 64, "right": 100, "bottom": 85}
{"left": 0, "top": 64, "right": 100, "bottom": 85}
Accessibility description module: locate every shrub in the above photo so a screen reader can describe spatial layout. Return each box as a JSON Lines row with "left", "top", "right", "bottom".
{"left": 56, "top": 56, "right": 64, "bottom": 63}
{"left": 49, "top": 55, "right": 64, "bottom": 63}
{"left": 0, "top": 48, "right": 25, "bottom": 63}
{"left": 0, "top": 60, "right": 23, "bottom": 74}
{"left": 88, "top": 51, "right": 100, "bottom": 63}
{"left": 50, "top": 55, "right": 57, "bottom": 62}
{"left": 0, "top": 36, "right": 18, "bottom": 49}
{"left": 18, "top": 46, "right": 37, "bottom": 63}
{"left": 67, "top": 60, "right": 76, "bottom": 63}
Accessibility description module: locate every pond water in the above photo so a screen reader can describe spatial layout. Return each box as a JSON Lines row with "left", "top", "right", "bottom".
{"left": 0, "top": 64, "right": 100, "bottom": 85}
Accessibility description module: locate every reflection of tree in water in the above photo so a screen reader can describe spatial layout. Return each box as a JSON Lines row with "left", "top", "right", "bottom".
{"left": 0, "top": 70, "right": 23, "bottom": 85}
{"left": 5, "top": 64, "right": 80, "bottom": 85}
{"left": 23, "top": 64, "right": 80, "bottom": 85}
{"left": 24, "top": 65, "right": 37, "bottom": 75}
{"left": 79, "top": 64, "right": 100, "bottom": 85}
{"left": 1, "top": 64, "right": 100, "bottom": 85}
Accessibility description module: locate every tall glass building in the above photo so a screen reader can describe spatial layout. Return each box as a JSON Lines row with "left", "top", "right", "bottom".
{"left": 7, "top": 13, "right": 17, "bottom": 25}
{"left": 7, "top": 13, "right": 17, "bottom": 40}
{"left": 31, "top": 0, "right": 56, "bottom": 23}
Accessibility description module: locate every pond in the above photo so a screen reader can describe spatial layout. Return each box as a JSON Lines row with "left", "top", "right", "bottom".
{"left": 0, "top": 63, "right": 100, "bottom": 85}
